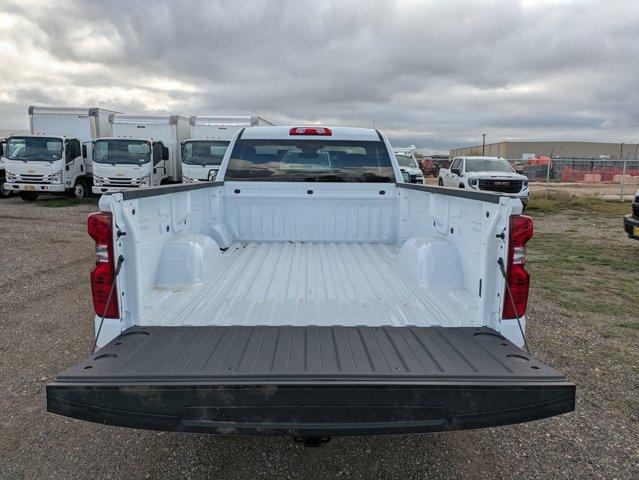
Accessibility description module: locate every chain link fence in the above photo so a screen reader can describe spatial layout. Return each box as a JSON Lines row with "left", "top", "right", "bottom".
{"left": 511, "top": 158, "right": 639, "bottom": 201}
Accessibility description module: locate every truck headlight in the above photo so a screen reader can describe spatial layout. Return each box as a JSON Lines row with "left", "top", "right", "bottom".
{"left": 140, "top": 174, "right": 151, "bottom": 187}
{"left": 522, "top": 180, "right": 529, "bottom": 188}
{"left": 182, "top": 175, "right": 194, "bottom": 184}
{"left": 468, "top": 178, "right": 478, "bottom": 188}
{"left": 93, "top": 176, "right": 103, "bottom": 186}
{"left": 51, "top": 171, "right": 62, "bottom": 184}
{"left": 6, "top": 172, "right": 15, "bottom": 182}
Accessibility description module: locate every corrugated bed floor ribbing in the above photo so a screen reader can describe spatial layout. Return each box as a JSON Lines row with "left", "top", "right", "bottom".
{"left": 142, "top": 242, "right": 477, "bottom": 328}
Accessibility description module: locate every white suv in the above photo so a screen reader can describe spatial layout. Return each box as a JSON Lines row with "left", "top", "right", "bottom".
{"left": 439, "top": 156, "right": 529, "bottom": 205}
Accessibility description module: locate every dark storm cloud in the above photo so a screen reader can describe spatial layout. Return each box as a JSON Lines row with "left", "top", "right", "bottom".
{"left": 1, "top": 0, "right": 639, "bottom": 151}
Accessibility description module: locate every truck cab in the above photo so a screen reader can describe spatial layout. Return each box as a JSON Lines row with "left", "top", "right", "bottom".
{"left": 182, "top": 115, "right": 274, "bottom": 182}
{"left": 3, "top": 135, "right": 87, "bottom": 200}
{"left": 92, "top": 115, "right": 189, "bottom": 193}
{"left": 91, "top": 138, "right": 169, "bottom": 192}
{"left": 181, "top": 139, "right": 229, "bottom": 182}
{"left": 439, "top": 156, "right": 530, "bottom": 206}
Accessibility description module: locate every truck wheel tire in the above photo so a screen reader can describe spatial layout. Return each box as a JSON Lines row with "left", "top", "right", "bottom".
{"left": 438, "top": 178, "right": 443, "bottom": 186}
{"left": 0, "top": 185, "right": 10, "bottom": 198}
{"left": 72, "top": 181, "right": 87, "bottom": 200}
{"left": 20, "top": 192, "right": 38, "bottom": 202}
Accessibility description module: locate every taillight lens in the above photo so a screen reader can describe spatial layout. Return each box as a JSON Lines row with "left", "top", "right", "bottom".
{"left": 289, "top": 127, "right": 332, "bottom": 136}
{"left": 87, "top": 212, "right": 119, "bottom": 318}
{"left": 502, "top": 215, "right": 533, "bottom": 319}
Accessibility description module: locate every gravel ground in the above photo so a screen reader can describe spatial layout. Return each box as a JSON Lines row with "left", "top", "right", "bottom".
{"left": 0, "top": 195, "right": 637, "bottom": 479}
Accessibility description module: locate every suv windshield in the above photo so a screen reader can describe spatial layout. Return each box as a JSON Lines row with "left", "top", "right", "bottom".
{"left": 225, "top": 139, "right": 395, "bottom": 182}
{"left": 465, "top": 158, "right": 514, "bottom": 173}
{"left": 93, "top": 140, "right": 151, "bottom": 165}
{"left": 182, "top": 140, "right": 229, "bottom": 166}
{"left": 5, "top": 136, "right": 62, "bottom": 161}
{"left": 396, "top": 154, "right": 417, "bottom": 169}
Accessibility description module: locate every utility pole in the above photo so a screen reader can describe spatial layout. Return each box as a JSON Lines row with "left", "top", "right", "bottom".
{"left": 482, "top": 134, "right": 487, "bottom": 155}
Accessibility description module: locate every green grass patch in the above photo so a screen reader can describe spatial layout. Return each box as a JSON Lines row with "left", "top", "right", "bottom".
{"left": 527, "top": 192, "right": 629, "bottom": 215}
{"left": 620, "top": 322, "right": 639, "bottom": 330}
{"left": 38, "top": 197, "right": 99, "bottom": 208}
{"left": 528, "top": 231, "right": 639, "bottom": 318}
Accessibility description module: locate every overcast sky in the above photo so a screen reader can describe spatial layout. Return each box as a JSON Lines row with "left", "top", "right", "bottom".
{"left": 1, "top": 0, "right": 638, "bottom": 151}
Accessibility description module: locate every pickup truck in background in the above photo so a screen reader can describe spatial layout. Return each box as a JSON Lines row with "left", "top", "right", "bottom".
{"left": 439, "top": 156, "right": 530, "bottom": 206}
{"left": 182, "top": 115, "right": 274, "bottom": 183}
{"left": 47, "top": 126, "right": 574, "bottom": 444}
{"left": 623, "top": 187, "right": 639, "bottom": 240}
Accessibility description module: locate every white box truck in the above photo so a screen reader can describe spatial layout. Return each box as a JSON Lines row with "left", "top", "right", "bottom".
{"left": 3, "top": 106, "right": 117, "bottom": 201}
{"left": 47, "top": 125, "right": 574, "bottom": 445}
{"left": 181, "top": 115, "right": 273, "bottom": 182}
{"left": 0, "top": 137, "right": 9, "bottom": 198}
{"left": 92, "top": 115, "right": 190, "bottom": 194}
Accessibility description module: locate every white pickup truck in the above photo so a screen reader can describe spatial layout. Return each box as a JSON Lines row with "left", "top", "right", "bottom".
{"left": 47, "top": 126, "right": 573, "bottom": 443}
{"left": 439, "top": 156, "right": 530, "bottom": 206}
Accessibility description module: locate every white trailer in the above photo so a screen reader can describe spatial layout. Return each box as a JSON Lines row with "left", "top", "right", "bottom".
{"left": 3, "top": 106, "right": 117, "bottom": 200}
{"left": 182, "top": 115, "right": 273, "bottom": 182}
{"left": 92, "top": 115, "right": 189, "bottom": 194}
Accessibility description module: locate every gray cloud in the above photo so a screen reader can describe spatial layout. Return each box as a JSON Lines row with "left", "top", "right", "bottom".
{"left": 1, "top": 0, "right": 639, "bottom": 152}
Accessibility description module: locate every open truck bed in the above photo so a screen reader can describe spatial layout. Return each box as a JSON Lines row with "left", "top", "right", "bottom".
{"left": 142, "top": 241, "right": 476, "bottom": 328}
{"left": 47, "top": 125, "right": 575, "bottom": 439}
{"left": 47, "top": 325, "right": 574, "bottom": 436}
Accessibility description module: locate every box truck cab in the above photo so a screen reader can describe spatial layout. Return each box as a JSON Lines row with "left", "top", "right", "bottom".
{"left": 3, "top": 106, "right": 116, "bottom": 201}
{"left": 92, "top": 115, "right": 189, "bottom": 194}
{"left": 182, "top": 115, "right": 273, "bottom": 183}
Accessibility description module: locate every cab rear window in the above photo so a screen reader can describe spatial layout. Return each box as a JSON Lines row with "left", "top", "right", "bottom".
{"left": 225, "top": 139, "right": 394, "bottom": 182}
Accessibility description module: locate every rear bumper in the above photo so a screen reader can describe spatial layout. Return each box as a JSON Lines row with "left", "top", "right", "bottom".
{"left": 4, "top": 182, "right": 66, "bottom": 193}
{"left": 92, "top": 185, "right": 139, "bottom": 194}
{"left": 624, "top": 214, "right": 639, "bottom": 239}
{"left": 47, "top": 325, "right": 575, "bottom": 437}
{"left": 47, "top": 382, "right": 575, "bottom": 436}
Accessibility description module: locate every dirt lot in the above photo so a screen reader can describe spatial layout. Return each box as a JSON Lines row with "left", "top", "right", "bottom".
{"left": 0, "top": 194, "right": 637, "bottom": 479}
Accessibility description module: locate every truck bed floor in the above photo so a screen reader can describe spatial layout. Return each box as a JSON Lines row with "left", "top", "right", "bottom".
{"left": 143, "top": 242, "right": 477, "bottom": 328}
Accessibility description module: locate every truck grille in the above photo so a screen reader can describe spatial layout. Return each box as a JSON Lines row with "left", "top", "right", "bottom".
{"left": 104, "top": 177, "right": 139, "bottom": 187}
{"left": 478, "top": 179, "right": 523, "bottom": 194}
{"left": 15, "top": 174, "right": 50, "bottom": 184}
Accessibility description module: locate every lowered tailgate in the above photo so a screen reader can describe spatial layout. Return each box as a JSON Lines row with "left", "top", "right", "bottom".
{"left": 47, "top": 326, "right": 574, "bottom": 436}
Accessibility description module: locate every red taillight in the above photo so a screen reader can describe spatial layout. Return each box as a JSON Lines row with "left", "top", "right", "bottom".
{"left": 88, "top": 212, "right": 119, "bottom": 318}
{"left": 289, "top": 127, "right": 332, "bottom": 136}
{"left": 502, "top": 215, "right": 533, "bottom": 319}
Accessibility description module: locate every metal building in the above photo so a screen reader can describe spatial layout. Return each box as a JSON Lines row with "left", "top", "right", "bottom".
{"left": 450, "top": 141, "right": 639, "bottom": 160}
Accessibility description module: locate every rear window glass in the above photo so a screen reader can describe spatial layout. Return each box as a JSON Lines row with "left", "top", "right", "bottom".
{"left": 224, "top": 140, "right": 394, "bottom": 182}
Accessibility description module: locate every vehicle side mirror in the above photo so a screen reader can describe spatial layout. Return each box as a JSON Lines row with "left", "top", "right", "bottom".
{"left": 401, "top": 170, "right": 410, "bottom": 183}
{"left": 207, "top": 169, "right": 217, "bottom": 181}
{"left": 82, "top": 144, "right": 87, "bottom": 159}
{"left": 451, "top": 168, "right": 461, "bottom": 176}
{"left": 162, "top": 146, "right": 169, "bottom": 161}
